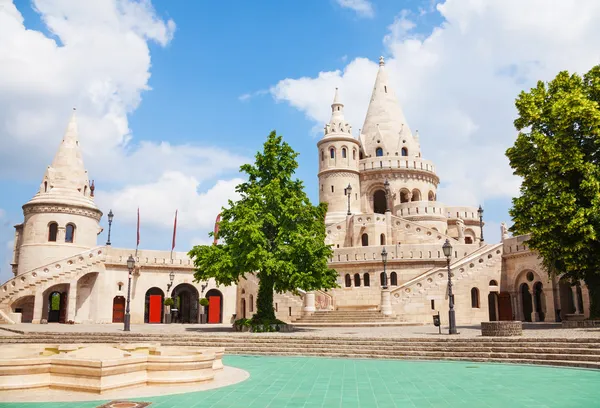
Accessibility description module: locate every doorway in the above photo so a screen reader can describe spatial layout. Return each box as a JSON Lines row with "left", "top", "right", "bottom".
{"left": 206, "top": 289, "right": 223, "bottom": 323}
{"left": 373, "top": 190, "right": 386, "bottom": 214}
{"left": 520, "top": 283, "right": 533, "bottom": 322}
{"left": 498, "top": 292, "right": 512, "bottom": 321}
{"left": 144, "top": 287, "right": 164, "bottom": 324}
{"left": 172, "top": 283, "right": 200, "bottom": 323}
{"left": 112, "top": 296, "right": 125, "bottom": 323}
{"left": 533, "top": 282, "right": 545, "bottom": 322}
{"left": 48, "top": 291, "right": 66, "bottom": 323}
{"left": 488, "top": 292, "right": 498, "bottom": 321}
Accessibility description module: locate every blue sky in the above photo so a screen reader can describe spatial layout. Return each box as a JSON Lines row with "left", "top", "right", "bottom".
{"left": 1, "top": 0, "right": 599, "bottom": 283}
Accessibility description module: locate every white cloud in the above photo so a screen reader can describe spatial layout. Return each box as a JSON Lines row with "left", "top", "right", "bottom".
{"left": 269, "top": 0, "right": 600, "bottom": 208}
{"left": 335, "top": 0, "right": 374, "bottom": 18}
{"left": 238, "top": 89, "right": 268, "bottom": 102}
{"left": 97, "top": 173, "right": 244, "bottom": 230}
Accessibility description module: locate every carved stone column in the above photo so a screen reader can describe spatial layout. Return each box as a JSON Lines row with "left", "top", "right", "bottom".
{"left": 31, "top": 289, "right": 44, "bottom": 324}
{"left": 380, "top": 289, "right": 392, "bottom": 315}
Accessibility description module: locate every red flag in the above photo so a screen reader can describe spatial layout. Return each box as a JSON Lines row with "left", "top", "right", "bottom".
{"left": 171, "top": 210, "right": 178, "bottom": 251}
{"left": 136, "top": 207, "right": 140, "bottom": 247}
{"left": 213, "top": 213, "right": 221, "bottom": 245}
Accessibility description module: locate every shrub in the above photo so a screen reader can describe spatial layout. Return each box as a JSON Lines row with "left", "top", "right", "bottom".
{"left": 164, "top": 297, "right": 174, "bottom": 307}
{"left": 199, "top": 298, "right": 209, "bottom": 307}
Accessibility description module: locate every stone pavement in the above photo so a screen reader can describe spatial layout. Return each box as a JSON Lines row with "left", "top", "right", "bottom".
{"left": 2, "top": 322, "right": 600, "bottom": 339}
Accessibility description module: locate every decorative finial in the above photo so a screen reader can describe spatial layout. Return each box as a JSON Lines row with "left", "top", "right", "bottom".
{"left": 379, "top": 56, "right": 385, "bottom": 66}
{"left": 73, "top": 107, "right": 76, "bottom": 111}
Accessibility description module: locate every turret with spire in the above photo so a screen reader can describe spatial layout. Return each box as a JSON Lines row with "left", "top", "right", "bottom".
{"left": 317, "top": 88, "right": 361, "bottom": 225}
{"left": 14, "top": 109, "right": 103, "bottom": 276}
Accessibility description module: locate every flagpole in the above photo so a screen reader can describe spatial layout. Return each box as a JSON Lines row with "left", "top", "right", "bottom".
{"left": 136, "top": 207, "right": 140, "bottom": 257}
{"left": 171, "top": 210, "right": 178, "bottom": 261}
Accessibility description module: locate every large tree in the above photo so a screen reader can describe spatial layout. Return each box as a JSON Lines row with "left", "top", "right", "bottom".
{"left": 189, "top": 131, "right": 338, "bottom": 323}
{"left": 506, "top": 65, "right": 600, "bottom": 318}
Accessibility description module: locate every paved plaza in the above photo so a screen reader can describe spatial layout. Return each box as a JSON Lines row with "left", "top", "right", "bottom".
{"left": 2, "top": 322, "right": 600, "bottom": 339}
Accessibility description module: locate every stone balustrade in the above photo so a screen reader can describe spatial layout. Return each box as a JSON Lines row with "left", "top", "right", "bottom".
{"left": 360, "top": 157, "right": 436, "bottom": 174}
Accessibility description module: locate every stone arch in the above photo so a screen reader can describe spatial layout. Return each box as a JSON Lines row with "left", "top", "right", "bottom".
{"left": 400, "top": 189, "right": 410, "bottom": 203}
{"left": 75, "top": 272, "right": 98, "bottom": 323}
{"left": 145, "top": 287, "right": 164, "bottom": 323}
{"left": 428, "top": 191, "right": 435, "bottom": 201}
{"left": 559, "top": 280, "right": 575, "bottom": 318}
{"left": 353, "top": 273, "right": 361, "bottom": 287}
{"left": 411, "top": 189, "right": 421, "bottom": 202}
{"left": 471, "top": 287, "right": 480, "bottom": 308}
{"left": 11, "top": 295, "right": 34, "bottom": 323}
{"left": 464, "top": 228, "right": 476, "bottom": 244}
{"left": 390, "top": 272, "right": 398, "bottom": 286}
{"left": 48, "top": 222, "right": 58, "bottom": 242}
{"left": 373, "top": 190, "right": 387, "bottom": 213}
{"left": 361, "top": 233, "right": 369, "bottom": 247}
{"left": 345, "top": 274, "right": 351, "bottom": 287}
{"left": 172, "top": 283, "right": 200, "bottom": 324}
{"left": 520, "top": 283, "right": 533, "bottom": 322}
{"left": 363, "top": 273, "right": 370, "bottom": 287}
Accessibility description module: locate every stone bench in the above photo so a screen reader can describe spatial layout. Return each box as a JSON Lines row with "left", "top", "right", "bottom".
{"left": 481, "top": 321, "right": 523, "bottom": 337}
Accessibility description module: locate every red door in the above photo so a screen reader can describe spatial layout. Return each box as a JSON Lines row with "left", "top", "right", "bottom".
{"left": 208, "top": 296, "right": 221, "bottom": 323}
{"left": 112, "top": 296, "right": 125, "bottom": 323}
{"left": 149, "top": 295, "right": 162, "bottom": 323}
{"left": 498, "top": 292, "right": 513, "bottom": 321}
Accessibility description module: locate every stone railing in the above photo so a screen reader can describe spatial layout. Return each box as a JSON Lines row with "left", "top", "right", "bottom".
{"left": 104, "top": 247, "right": 195, "bottom": 269}
{"left": 481, "top": 321, "right": 523, "bottom": 336}
{"left": 360, "top": 157, "right": 437, "bottom": 175}
{"left": 396, "top": 202, "right": 447, "bottom": 218}
{"left": 446, "top": 206, "right": 481, "bottom": 222}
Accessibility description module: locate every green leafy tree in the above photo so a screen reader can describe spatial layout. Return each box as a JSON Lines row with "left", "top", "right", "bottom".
{"left": 506, "top": 65, "right": 600, "bottom": 318}
{"left": 189, "top": 131, "right": 338, "bottom": 323}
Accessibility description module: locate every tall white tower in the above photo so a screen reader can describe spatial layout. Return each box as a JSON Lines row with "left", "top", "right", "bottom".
{"left": 13, "top": 109, "right": 103, "bottom": 276}
{"left": 317, "top": 89, "right": 361, "bottom": 225}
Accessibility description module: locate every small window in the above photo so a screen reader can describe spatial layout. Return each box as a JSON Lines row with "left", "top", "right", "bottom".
{"left": 359, "top": 151, "right": 364, "bottom": 160}
{"left": 353, "top": 149, "right": 356, "bottom": 160}
{"left": 330, "top": 148, "right": 335, "bottom": 159}
{"left": 331, "top": 185, "right": 334, "bottom": 193}
{"left": 465, "top": 237, "right": 473, "bottom": 244}
{"left": 354, "top": 273, "right": 361, "bottom": 287}
{"left": 384, "top": 86, "right": 387, "bottom": 93}
{"left": 380, "top": 234, "right": 386, "bottom": 245}
{"left": 363, "top": 273, "right": 370, "bottom": 287}
{"left": 361, "top": 234, "right": 368, "bottom": 246}
{"left": 380, "top": 272, "right": 386, "bottom": 286}
{"left": 275, "top": 303, "right": 278, "bottom": 312}
{"left": 390, "top": 272, "right": 398, "bottom": 286}
{"left": 471, "top": 288, "right": 480, "bottom": 308}
{"left": 489, "top": 280, "right": 498, "bottom": 286}
{"left": 118, "top": 283, "right": 123, "bottom": 291}
{"left": 401, "top": 147, "right": 408, "bottom": 156}
{"left": 65, "top": 224, "right": 75, "bottom": 243}
{"left": 376, "top": 147, "right": 383, "bottom": 157}
{"left": 44, "top": 181, "right": 48, "bottom": 192}
{"left": 321, "top": 150, "right": 324, "bottom": 161}
{"left": 431, "top": 299, "right": 435, "bottom": 310}
{"left": 342, "top": 148, "right": 347, "bottom": 158}
{"left": 48, "top": 222, "right": 58, "bottom": 242}
{"left": 250, "top": 295, "right": 254, "bottom": 312}
{"left": 345, "top": 274, "right": 352, "bottom": 288}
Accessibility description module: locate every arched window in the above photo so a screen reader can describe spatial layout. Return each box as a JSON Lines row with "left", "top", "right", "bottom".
{"left": 373, "top": 190, "right": 386, "bottom": 214}
{"left": 321, "top": 150, "right": 324, "bottom": 161}
{"left": 345, "top": 274, "right": 352, "bottom": 288}
{"left": 359, "top": 151, "right": 364, "bottom": 160}
{"left": 428, "top": 191, "right": 435, "bottom": 201}
{"left": 330, "top": 148, "right": 335, "bottom": 159}
{"left": 361, "top": 233, "right": 369, "bottom": 247}
{"left": 376, "top": 147, "right": 383, "bottom": 157}
{"left": 363, "top": 273, "right": 370, "bottom": 287}
{"left": 465, "top": 237, "right": 473, "bottom": 244}
{"left": 342, "top": 148, "right": 347, "bottom": 158}
{"left": 411, "top": 189, "right": 421, "bottom": 201}
{"left": 353, "top": 149, "right": 356, "bottom": 160}
{"left": 380, "top": 272, "right": 386, "bottom": 286}
{"left": 65, "top": 224, "right": 75, "bottom": 243}
{"left": 249, "top": 294, "right": 254, "bottom": 312}
{"left": 380, "top": 234, "right": 386, "bottom": 245}
{"left": 489, "top": 280, "right": 498, "bottom": 286}
{"left": 44, "top": 181, "right": 48, "bottom": 192}
{"left": 390, "top": 272, "right": 398, "bottom": 286}
{"left": 354, "top": 273, "right": 361, "bottom": 287}
{"left": 401, "top": 147, "right": 408, "bottom": 156}
{"left": 48, "top": 222, "right": 58, "bottom": 242}
{"left": 471, "top": 288, "right": 480, "bottom": 308}
{"left": 400, "top": 190, "right": 410, "bottom": 203}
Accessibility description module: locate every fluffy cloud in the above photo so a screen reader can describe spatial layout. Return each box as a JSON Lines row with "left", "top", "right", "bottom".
{"left": 0, "top": 1, "right": 246, "bottom": 234}
{"left": 335, "top": 0, "right": 374, "bottom": 18}
{"left": 270, "top": 0, "right": 600, "bottom": 209}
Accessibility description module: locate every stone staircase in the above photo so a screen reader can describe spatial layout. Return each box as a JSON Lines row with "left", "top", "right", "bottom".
{"left": 0, "top": 247, "right": 106, "bottom": 322}
{"left": 1, "top": 332, "right": 599, "bottom": 369}
{"left": 293, "top": 310, "right": 408, "bottom": 327}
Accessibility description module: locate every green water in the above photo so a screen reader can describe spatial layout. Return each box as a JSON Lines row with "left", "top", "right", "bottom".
{"left": 2, "top": 355, "right": 599, "bottom": 407}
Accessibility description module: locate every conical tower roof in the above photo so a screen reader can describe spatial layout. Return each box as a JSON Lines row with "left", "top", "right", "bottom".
{"left": 323, "top": 88, "right": 354, "bottom": 138}
{"left": 24, "top": 109, "right": 101, "bottom": 212}
{"left": 360, "top": 56, "right": 419, "bottom": 158}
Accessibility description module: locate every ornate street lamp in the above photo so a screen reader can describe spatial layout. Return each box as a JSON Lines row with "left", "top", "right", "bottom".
{"left": 384, "top": 178, "right": 391, "bottom": 212}
{"left": 345, "top": 183, "right": 352, "bottom": 215}
{"left": 106, "top": 209, "right": 114, "bottom": 246}
{"left": 477, "top": 205, "right": 484, "bottom": 243}
{"left": 381, "top": 247, "right": 388, "bottom": 289}
{"left": 124, "top": 255, "right": 135, "bottom": 332}
{"left": 442, "top": 239, "right": 457, "bottom": 334}
{"left": 167, "top": 270, "right": 175, "bottom": 292}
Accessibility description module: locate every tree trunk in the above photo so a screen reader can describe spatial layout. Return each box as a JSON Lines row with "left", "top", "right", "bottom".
{"left": 585, "top": 273, "right": 600, "bottom": 319}
{"left": 254, "top": 272, "right": 276, "bottom": 322}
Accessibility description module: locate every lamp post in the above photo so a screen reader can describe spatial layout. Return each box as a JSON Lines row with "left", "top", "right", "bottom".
{"left": 345, "top": 183, "right": 352, "bottom": 215}
{"left": 381, "top": 247, "right": 388, "bottom": 288}
{"left": 106, "top": 209, "right": 114, "bottom": 246}
{"left": 124, "top": 255, "right": 135, "bottom": 332}
{"left": 477, "top": 205, "right": 484, "bottom": 244}
{"left": 442, "top": 239, "right": 457, "bottom": 334}
{"left": 167, "top": 270, "right": 175, "bottom": 293}
{"left": 384, "top": 178, "right": 391, "bottom": 212}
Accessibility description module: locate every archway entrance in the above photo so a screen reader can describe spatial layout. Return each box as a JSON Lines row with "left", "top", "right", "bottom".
{"left": 498, "top": 292, "right": 512, "bottom": 321}
{"left": 559, "top": 281, "right": 575, "bottom": 320}
{"left": 47, "top": 291, "right": 66, "bottom": 323}
{"left": 112, "top": 296, "right": 125, "bottom": 323}
{"left": 12, "top": 296, "right": 34, "bottom": 323}
{"left": 520, "top": 283, "right": 533, "bottom": 322}
{"left": 373, "top": 190, "right": 386, "bottom": 214}
{"left": 241, "top": 298, "right": 246, "bottom": 319}
{"left": 488, "top": 292, "right": 498, "bottom": 321}
{"left": 144, "top": 287, "right": 164, "bottom": 324}
{"left": 533, "top": 282, "right": 545, "bottom": 322}
{"left": 172, "top": 283, "right": 199, "bottom": 324}
{"left": 205, "top": 289, "right": 223, "bottom": 324}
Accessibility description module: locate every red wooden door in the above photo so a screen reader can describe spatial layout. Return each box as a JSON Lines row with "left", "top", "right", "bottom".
{"left": 498, "top": 292, "right": 513, "bottom": 321}
{"left": 112, "top": 296, "right": 125, "bottom": 323}
{"left": 149, "top": 295, "right": 162, "bottom": 323}
{"left": 208, "top": 296, "right": 221, "bottom": 323}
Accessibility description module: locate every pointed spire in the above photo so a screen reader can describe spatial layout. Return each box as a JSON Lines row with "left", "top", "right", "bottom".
{"left": 323, "top": 87, "right": 353, "bottom": 138}
{"left": 379, "top": 56, "right": 385, "bottom": 66}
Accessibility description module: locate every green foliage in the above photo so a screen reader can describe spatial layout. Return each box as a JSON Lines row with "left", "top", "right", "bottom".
{"left": 506, "top": 65, "right": 600, "bottom": 317}
{"left": 199, "top": 298, "right": 209, "bottom": 307}
{"left": 233, "top": 317, "right": 287, "bottom": 332}
{"left": 189, "top": 131, "right": 338, "bottom": 323}
{"left": 164, "top": 297, "right": 174, "bottom": 307}
{"left": 50, "top": 293, "right": 60, "bottom": 311}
